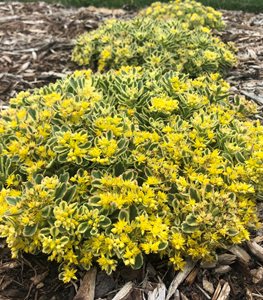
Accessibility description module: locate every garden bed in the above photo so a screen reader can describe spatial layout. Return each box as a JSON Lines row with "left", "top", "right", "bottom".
{"left": 0, "top": 3, "right": 263, "bottom": 104}
{"left": 0, "top": 2, "right": 263, "bottom": 300}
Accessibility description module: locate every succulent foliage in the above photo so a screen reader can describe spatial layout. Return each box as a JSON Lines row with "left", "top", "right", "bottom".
{"left": 0, "top": 68, "right": 262, "bottom": 282}
{"left": 72, "top": 17, "right": 236, "bottom": 75}
{"left": 139, "top": 0, "right": 225, "bottom": 30}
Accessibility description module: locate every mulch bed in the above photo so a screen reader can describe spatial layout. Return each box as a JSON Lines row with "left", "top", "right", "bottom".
{"left": 0, "top": 2, "right": 134, "bottom": 104}
{"left": 0, "top": 2, "right": 263, "bottom": 300}
{"left": 223, "top": 10, "right": 263, "bottom": 107}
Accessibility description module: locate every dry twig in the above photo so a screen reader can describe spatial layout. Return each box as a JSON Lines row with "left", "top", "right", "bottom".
{"left": 74, "top": 268, "right": 97, "bottom": 300}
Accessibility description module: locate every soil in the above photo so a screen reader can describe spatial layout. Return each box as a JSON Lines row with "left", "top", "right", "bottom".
{"left": 0, "top": 2, "right": 263, "bottom": 300}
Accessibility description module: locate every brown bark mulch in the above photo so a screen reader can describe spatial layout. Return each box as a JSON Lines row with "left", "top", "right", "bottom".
{"left": 0, "top": 1, "right": 134, "bottom": 104}
{"left": 0, "top": 2, "right": 263, "bottom": 300}
{"left": 222, "top": 10, "right": 263, "bottom": 108}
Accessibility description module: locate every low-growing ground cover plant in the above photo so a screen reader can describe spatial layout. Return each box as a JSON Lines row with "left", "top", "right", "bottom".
{"left": 0, "top": 67, "right": 262, "bottom": 282}
{"left": 72, "top": 18, "right": 236, "bottom": 75}
{"left": 139, "top": 0, "right": 225, "bottom": 30}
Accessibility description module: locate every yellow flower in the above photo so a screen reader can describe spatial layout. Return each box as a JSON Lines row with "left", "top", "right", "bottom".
{"left": 141, "top": 241, "right": 160, "bottom": 254}
{"left": 223, "top": 50, "right": 236, "bottom": 63}
{"left": 61, "top": 266, "right": 77, "bottom": 283}
{"left": 145, "top": 176, "right": 160, "bottom": 185}
{"left": 6, "top": 174, "right": 18, "bottom": 187}
{"left": 150, "top": 96, "right": 179, "bottom": 114}
{"left": 170, "top": 254, "right": 185, "bottom": 270}
{"left": 73, "top": 69, "right": 92, "bottom": 78}
{"left": 97, "top": 137, "right": 118, "bottom": 157}
{"left": 80, "top": 252, "right": 93, "bottom": 269}
{"left": 64, "top": 250, "right": 78, "bottom": 265}
{"left": 43, "top": 92, "right": 61, "bottom": 106}
{"left": 112, "top": 219, "right": 128, "bottom": 234}
{"left": 201, "top": 27, "right": 211, "bottom": 33}
{"left": 171, "top": 76, "right": 189, "bottom": 93}
{"left": 204, "top": 50, "right": 218, "bottom": 61}
{"left": 210, "top": 73, "right": 220, "bottom": 81}
{"left": 97, "top": 255, "right": 117, "bottom": 273}
{"left": 171, "top": 232, "right": 185, "bottom": 250}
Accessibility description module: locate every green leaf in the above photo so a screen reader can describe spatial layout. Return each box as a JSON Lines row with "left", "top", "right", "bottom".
{"left": 122, "top": 170, "right": 136, "bottom": 181}
{"left": 60, "top": 125, "right": 70, "bottom": 132}
{"left": 257, "top": 193, "right": 263, "bottom": 201}
{"left": 113, "top": 161, "right": 125, "bottom": 176}
{"left": 6, "top": 196, "right": 20, "bottom": 206}
{"left": 118, "top": 209, "right": 130, "bottom": 222}
{"left": 158, "top": 241, "right": 168, "bottom": 251}
{"left": 23, "top": 224, "right": 38, "bottom": 236}
{"left": 77, "top": 222, "right": 89, "bottom": 233}
{"left": 185, "top": 214, "right": 198, "bottom": 226}
{"left": 25, "top": 182, "right": 34, "bottom": 189}
{"left": 92, "top": 179, "right": 101, "bottom": 187}
{"left": 90, "top": 228, "right": 98, "bottom": 236}
{"left": 148, "top": 142, "right": 159, "bottom": 151}
{"left": 229, "top": 193, "right": 236, "bottom": 201}
{"left": 39, "top": 228, "right": 50, "bottom": 237}
{"left": 63, "top": 185, "right": 77, "bottom": 202}
{"left": 34, "top": 174, "right": 43, "bottom": 184}
{"left": 46, "top": 137, "right": 57, "bottom": 146}
{"left": 117, "top": 138, "right": 127, "bottom": 149}
{"left": 89, "top": 196, "right": 101, "bottom": 206}
{"left": 28, "top": 108, "right": 37, "bottom": 120}
{"left": 228, "top": 228, "right": 238, "bottom": 236}
{"left": 235, "top": 152, "right": 245, "bottom": 163}
{"left": 55, "top": 183, "right": 67, "bottom": 199}
{"left": 181, "top": 223, "right": 199, "bottom": 233}
{"left": 50, "top": 226, "right": 60, "bottom": 237}
{"left": 222, "top": 152, "right": 233, "bottom": 163}
{"left": 205, "top": 184, "right": 213, "bottom": 193}
{"left": 52, "top": 118, "right": 64, "bottom": 126}
{"left": 76, "top": 157, "right": 83, "bottom": 165}
{"left": 100, "top": 208, "right": 110, "bottom": 216}
{"left": 129, "top": 205, "right": 139, "bottom": 221}
{"left": 144, "top": 166, "right": 153, "bottom": 177}
{"left": 46, "top": 159, "right": 55, "bottom": 169}
{"left": 212, "top": 208, "right": 220, "bottom": 216}
{"left": 57, "top": 153, "right": 68, "bottom": 163}
{"left": 189, "top": 188, "right": 200, "bottom": 201}
{"left": 53, "top": 146, "right": 67, "bottom": 154}
{"left": 59, "top": 172, "right": 69, "bottom": 183}
{"left": 60, "top": 236, "right": 69, "bottom": 246}
{"left": 42, "top": 206, "right": 52, "bottom": 218}
{"left": 99, "top": 216, "right": 111, "bottom": 228}
{"left": 91, "top": 170, "right": 103, "bottom": 179}
{"left": 133, "top": 253, "right": 143, "bottom": 270}
{"left": 173, "top": 216, "right": 181, "bottom": 226}
{"left": 68, "top": 78, "right": 78, "bottom": 94}
{"left": 106, "top": 131, "right": 113, "bottom": 140}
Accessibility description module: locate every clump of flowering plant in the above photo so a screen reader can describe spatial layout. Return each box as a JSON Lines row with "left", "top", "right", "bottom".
{"left": 72, "top": 18, "right": 236, "bottom": 75}
{"left": 0, "top": 68, "right": 262, "bottom": 282}
{"left": 139, "top": 0, "right": 225, "bottom": 30}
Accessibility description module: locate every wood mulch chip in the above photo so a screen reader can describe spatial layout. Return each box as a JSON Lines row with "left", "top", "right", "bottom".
{"left": 0, "top": 2, "right": 263, "bottom": 300}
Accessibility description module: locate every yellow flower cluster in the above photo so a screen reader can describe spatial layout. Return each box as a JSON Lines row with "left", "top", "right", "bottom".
{"left": 0, "top": 68, "right": 262, "bottom": 283}
{"left": 0, "top": 0, "right": 261, "bottom": 285}
{"left": 72, "top": 17, "right": 236, "bottom": 76}
{"left": 139, "top": 0, "right": 224, "bottom": 30}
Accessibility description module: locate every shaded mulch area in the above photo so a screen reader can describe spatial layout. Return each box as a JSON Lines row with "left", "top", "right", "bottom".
{"left": 0, "top": 2, "right": 263, "bottom": 300}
